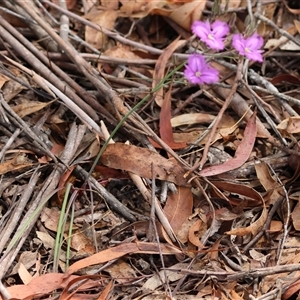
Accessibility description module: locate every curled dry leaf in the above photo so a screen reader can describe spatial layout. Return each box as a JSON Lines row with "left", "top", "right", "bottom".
{"left": 100, "top": 143, "right": 190, "bottom": 186}
{"left": 269, "top": 73, "right": 300, "bottom": 85}
{"left": 199, "top": 110, "right": 257, "bottom": 177}
{"left": 188, "top": 219, "right": 206, "bottom": 248}
{"left": 40, "top": 208, "right": 79, "bottom": 232}
{"left": 166, "top": 1, "right": 206, "bottom": 30}
{"left": 172, "top": 113, "right": 237, "bottom": 145}
{"left": 255, "top": 161, "right": 283, "bottom": 205}
{"left": 171, "top": 113, "right": 236, "bottom": 129}
{"left": 269, "top": 220, "right": 283, "bottom": 233}
{"left": 133, "top": 220, "right": 173, "bottom": 244}
{"left": 291, "top": 201, "right": 300, "bottom": 231}
{"left": 143, "top": 262, "right": 188, "bottom": 291}
{"left": 18, "top": 262, "right": 32, "bottom": 285}
{"left": 264, "top": 25, "right": 298, "bottom": 50}
{"left": 212, "top": 181, "right": 267, "bottom": 236}
{"left": 156, "top": 86, "right": 186, "bottom": 149}
{"left": 119, "top": 0, "right": 149, "bottom": 15}
{"left": 163, "top": 186, "right": 193, "bottom": 235}
{"left": 0, "top": 273, "right": 100, "bottom": 300}
{"left": 105, "top": 260, "right": 136, "bottom": 284}
{"left": 85, "top": 10, "right": 118, "bottom": 51}
{"left": 66, "top": 241, "right": 182, "bottom": 275}
{"left": 0, "top": 73, "right": 9, "bottom": 89}
{"left": 277, "top": 116, "right": 300, "bottom": 134}
{"left": 103, "top": 45, "right": 143, "bottom": 60}
{"left": 10, "top": 251, "right": 37, "bottom": 277}
{"left": 171, "top": 113, "right": 216, "bottom": 127}
{"left": 153, "top": 37, "right": 183, "bottom": 107}
{"left": 0, "top": 153, "right": 32, "bottom": 175}
{"left": 101, "top": 0, "right": 118, "bottom": 10}
{"left": 283, "top": 279, "right": 300, "bottom": 300}
{"left": 118, "top": 0, "right": 205, "bottom": 30}
{"left": 97, "top": 281, "right": 114, "bottom": 300}
{"left": 69, "top": 229, "right": 96, "bottom": 256}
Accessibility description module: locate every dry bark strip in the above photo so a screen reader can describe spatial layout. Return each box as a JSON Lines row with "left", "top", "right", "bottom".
{"left": 0, "top": 124, "right": 85, "bottom": 279}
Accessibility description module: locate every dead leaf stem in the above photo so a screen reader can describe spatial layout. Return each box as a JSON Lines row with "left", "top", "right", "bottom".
{"left": 186, "top": 59, "right": 244, "bottom": 176}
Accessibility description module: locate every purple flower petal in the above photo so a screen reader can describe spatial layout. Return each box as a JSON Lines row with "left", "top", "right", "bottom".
{"left": 191, "top": 21, "right": 210, "bottom": 41}
{"left": 199, "top": 67, "right": 219, "bottom": 84}
{"left": 205, "top": 39, "right": 226, "bottom": 51}
{"left": 244, "top": 33, "right": 264, "bottom": 50}
{"left": 189, "top": 53, "right": 206, "bottom": 71}
{"left": 184, "top": 67, "right": 200, "bottom": 84}
{"left": 232, "top": 33, "right": 264, "bottom": 62}
{"left": 191, "top": 19, "right": 229, "bottom": 51}
{"left": 184, "top": 54, "right": 219, "bottom": 85}
{"left": 244, "top": 50, "right": 263, "bottom": 62}
{"left": 232, "top": 34, "right": 246, "bottom": 54}
{"left": 211, "top": 20, "right": 230, "bottom": 38}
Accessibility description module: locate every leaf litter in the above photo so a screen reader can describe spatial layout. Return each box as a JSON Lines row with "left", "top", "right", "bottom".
{"left": 1, "top": 0, "right": 300, "bottom": 299}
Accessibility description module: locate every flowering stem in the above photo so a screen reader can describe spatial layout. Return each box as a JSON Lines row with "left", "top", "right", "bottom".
{"left": 185, "top": 58, "right": 244, "bottom": 176}
{"left": 88, "top": 62, "right": 186, "bottom": 181}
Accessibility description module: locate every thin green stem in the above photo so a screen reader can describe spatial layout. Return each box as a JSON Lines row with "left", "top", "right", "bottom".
{"left": 66, "top": 203, "right": 75, "bottom": 269}
{"left": 53, "top": 182, "right": 72, "bottom": 272}
{"left": 87, "top": 62, "right": 186, "bottom": 179}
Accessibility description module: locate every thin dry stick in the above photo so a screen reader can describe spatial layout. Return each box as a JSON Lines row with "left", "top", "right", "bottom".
{"left": 266, "top": 163, "right": 291, "bottom": 265}
{"left": 0, "top": 94, "right": 57, "bottom": 162}
{"left": 185, "top": 59, "right": 244, "bottom": 176}
{"left": 173, "top": 89, "right": 203, "bottom": 115}
{"left": 0, "top": 128, "right": 20, "bottom": 160}
{"left": 0, "top": 170, "right": 40, "bottom": 254}
{"left": 0, "top": 15, "right": 109, "bottom": 120}
{"left": 40, "top": 0, "right": 187, "bottom": 59}
{"left": 0, "top": 170, "right": 61, "bottom": 278}
{"left": 245, "top": 0, "right": 254, "bottom": 25}
{"left": 4, "top": 55, "right": 104, "bottom": 138}
{"left": 75, "top": 165, "right": 137, "bottom": 222}
{"left": 213, "top": 85, "right": 300, "bottom": 158}
{"left": 250, "top": 85, "right": 300, "bottom": 107}
{"left": 217, "top": 59, "right": 300, "bottom": 109}
{"left": 243, "top": 195, "right": 284, "bottom": 252}
{"left": 255, "top": 12, "right": 300, "bottom": 47}
{"left": 149, "top": 164, "right": 172, "bottom": 298}
{"left": 148, "top": 164, "right": 157, "bottom": 242}
{"left": 0, "top": 16, "right": 98, "bottom": 121}
{"left": 243, "top": 80, "right": 287, "bottom": 146}
{"left": 44, "top": 52, "right": 158, "bottom": 66}
{"left": 100, "top": 120, "right": 178, "bottom": 242}
{"left": 0, "top": 124, "right": 84, "bottom": 277}
{"left": 193, "top": 177, "right": 216, "bottom": 246}
{"left": 167, "top": 263, "right": 300, "bottom": 282}
{"left": 13, "top": 0, "right": 191, "bottom": 174}
{"left": 248, "top": 69, "right": 298, "bottom": 117}
{"left": 13, "top": 0, "right": 141, "bottom": 139}
{"left": 58, "top": 0, "right": 69, "bottom": 41}
{"left": 1, "top": 0, "right": 58, "bottom": 52}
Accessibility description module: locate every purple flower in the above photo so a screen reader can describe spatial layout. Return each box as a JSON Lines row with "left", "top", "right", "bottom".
{"left": 192, "top": 20, "right": 229, "bottom": 50}
{"left": 184, "top": 54, "right": 219, "bottom": 85}
{"left": 232, "top": 33, "right": 264, "bottom": 62}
